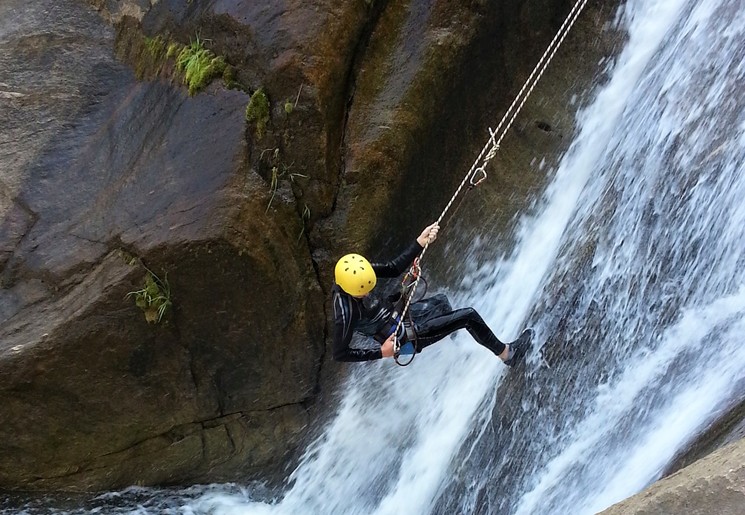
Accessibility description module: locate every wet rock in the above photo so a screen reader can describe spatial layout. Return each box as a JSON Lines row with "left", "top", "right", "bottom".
{"left": 89, "top": 0, "right": 154, "bottom": 24}
{"left": 0, "top": 0, "right": 322, "bottom": 491}
{"left": 665, "top": 397, "right": 745, "bottom": 477}
{"left": 600, "top": 436, "right": 745, "bottom": 515}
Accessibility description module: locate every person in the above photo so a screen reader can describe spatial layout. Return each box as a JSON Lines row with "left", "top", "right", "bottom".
{"left": 331, "top": 222, "right": 533, "bottom": 364}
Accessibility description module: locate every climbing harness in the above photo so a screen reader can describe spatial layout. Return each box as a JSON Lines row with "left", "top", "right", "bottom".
{"left": 391, "top": 0, "right": 589, "bottom": 362}
{"left": 391, "top": 259, "right": 428, "bottom": 366}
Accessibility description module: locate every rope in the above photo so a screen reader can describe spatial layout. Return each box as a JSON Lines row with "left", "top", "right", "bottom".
{"left": 392, "top": 0, "right": 589, "bottom": 356}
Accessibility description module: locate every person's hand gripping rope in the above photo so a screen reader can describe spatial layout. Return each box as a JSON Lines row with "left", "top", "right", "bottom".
{"left": 416, "top": 222, "right": 440, "bottom": 247}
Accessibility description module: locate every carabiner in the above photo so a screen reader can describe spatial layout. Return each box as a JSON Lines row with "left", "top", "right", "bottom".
{"left": 410, "top": 257, "right": 421, "bottom": 278}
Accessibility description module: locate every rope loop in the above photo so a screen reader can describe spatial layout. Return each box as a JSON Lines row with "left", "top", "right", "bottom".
{"left": 394, "top": 350, "right": 416, "bottom": 367}
{"left": 484, "top": 127, "right": 500, "bottom": 161}
{"left": 470, "top": 167, "right": 488, "bottom": 187}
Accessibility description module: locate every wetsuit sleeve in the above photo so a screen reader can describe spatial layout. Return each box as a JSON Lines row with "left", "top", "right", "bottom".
{"left": 332, "top": 290, "right": 383, "bottom": 362}
{"left": 370, "top": 240, "right": 423, "bottom": 278}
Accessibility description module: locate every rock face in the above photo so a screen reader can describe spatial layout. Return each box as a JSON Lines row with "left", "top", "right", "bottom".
{"left": 600, "top": 436, "right": 745, "bottom": 515}
{"left": 0, "top": 0, "right": 635, "bottom": 494}
{"left": 0, "top": 0, "right": 324, "bottom": 490}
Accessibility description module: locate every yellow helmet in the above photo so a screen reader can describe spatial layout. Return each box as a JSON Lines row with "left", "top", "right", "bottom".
{"left": 335, "top": 254, "right": 377, "bottom": 296}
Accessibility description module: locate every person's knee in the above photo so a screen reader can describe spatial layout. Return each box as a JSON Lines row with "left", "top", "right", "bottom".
{"left": 461, "top": 307, "right": 478, "bottom": 319}
{"left": 460, "top": 307, "right": 489, "bottom": 330}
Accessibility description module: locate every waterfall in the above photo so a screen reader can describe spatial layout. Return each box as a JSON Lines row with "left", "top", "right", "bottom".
{"left": 186, "top": 0, "right": 744, "bottom": 513}
{"left": 8, "top": 0, "right": 743, "bottom": 512}
{"left": 437, "top": 0, "right": 745, "bottom": 513}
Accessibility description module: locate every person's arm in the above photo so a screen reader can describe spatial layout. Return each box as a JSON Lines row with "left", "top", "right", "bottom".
{"left": 371, "top": 222, "right": 439, "bottom": 278}
{"left": 371, "top": 240, "right": 422, "bottom": 278}
{"left": 331, "top": 290, "right": 383, "bottom": 362}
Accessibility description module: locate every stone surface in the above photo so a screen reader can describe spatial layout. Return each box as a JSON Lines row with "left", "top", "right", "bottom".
{"left": 601, "top": 436, "right": 745, "bottom": 515}
{"left": 0, "top": 0, "right": 322, "bottom": 491}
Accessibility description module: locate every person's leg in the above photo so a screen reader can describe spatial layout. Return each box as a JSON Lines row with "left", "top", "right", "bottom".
{"left": 415, "top": 307, "right": 508, "bottom": 358}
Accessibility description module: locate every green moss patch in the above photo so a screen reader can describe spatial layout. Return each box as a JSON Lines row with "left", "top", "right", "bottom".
{"left": 115, "top": 21, "right": 244, "bottom": 96}
{"left": 221, "top": 64, "right": 245, "bottom": 91}
{"left": 245, "top": 88, "right": 270, "bottom": 139}
{"left": 176, "top": 37, "right": 227, "bottom": 95}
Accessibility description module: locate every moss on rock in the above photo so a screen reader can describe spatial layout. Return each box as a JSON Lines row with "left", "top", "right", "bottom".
{"left": 175, "top": 37, "right": 227, "bottom": 95}
{"left": 114, "top": 20, "right": 239, "bottom": 96}
{"left": 245, "top": 88, "right": 270, "bottom": 139}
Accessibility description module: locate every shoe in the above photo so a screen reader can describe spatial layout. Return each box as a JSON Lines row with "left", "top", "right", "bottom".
{"left": 504, "top": 328, "right": 534, "bottom": 367}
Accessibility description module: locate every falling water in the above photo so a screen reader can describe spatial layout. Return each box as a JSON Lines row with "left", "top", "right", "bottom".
{"left": 4, "top": 0, "right": 744, "bottom": 513}
{"left": 436, "top": 0, "right": 745, "bottom": 513}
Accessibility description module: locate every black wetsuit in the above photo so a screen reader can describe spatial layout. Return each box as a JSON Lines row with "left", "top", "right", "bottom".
{"left": 331, "top": 240, "right": 507, "bottom": 362}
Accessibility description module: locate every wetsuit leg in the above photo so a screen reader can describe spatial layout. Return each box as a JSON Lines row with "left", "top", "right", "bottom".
{"left": 414, "top": 307, "right": 506, "bottom": 356}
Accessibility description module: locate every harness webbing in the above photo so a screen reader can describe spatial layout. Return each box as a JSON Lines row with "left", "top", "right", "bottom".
{"left": 392, "top": 0, "right": 590, "bottom": 356}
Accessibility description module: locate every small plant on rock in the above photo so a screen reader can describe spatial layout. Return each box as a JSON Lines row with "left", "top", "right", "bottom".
{"left": 176, "top": 36, "right": 227, "bottom": 95}
{"left": 166, "top": 41, "right": 182, "bottom": 59}
{"left": 245, "top": 88, "right": 270, "bottom": 139}
{"left": 266, "top": 162, "right": 306, "bottom": 212}
{"left": 297, "top": 203, "right": 311, "bottom": 242}
{"left": 127, "top": 270, "right": 172, "bottom": 324}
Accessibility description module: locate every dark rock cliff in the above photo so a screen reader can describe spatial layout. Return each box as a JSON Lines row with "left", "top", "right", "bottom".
{"left": 1, "top": 0, "right": 325, "bottom": 490}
